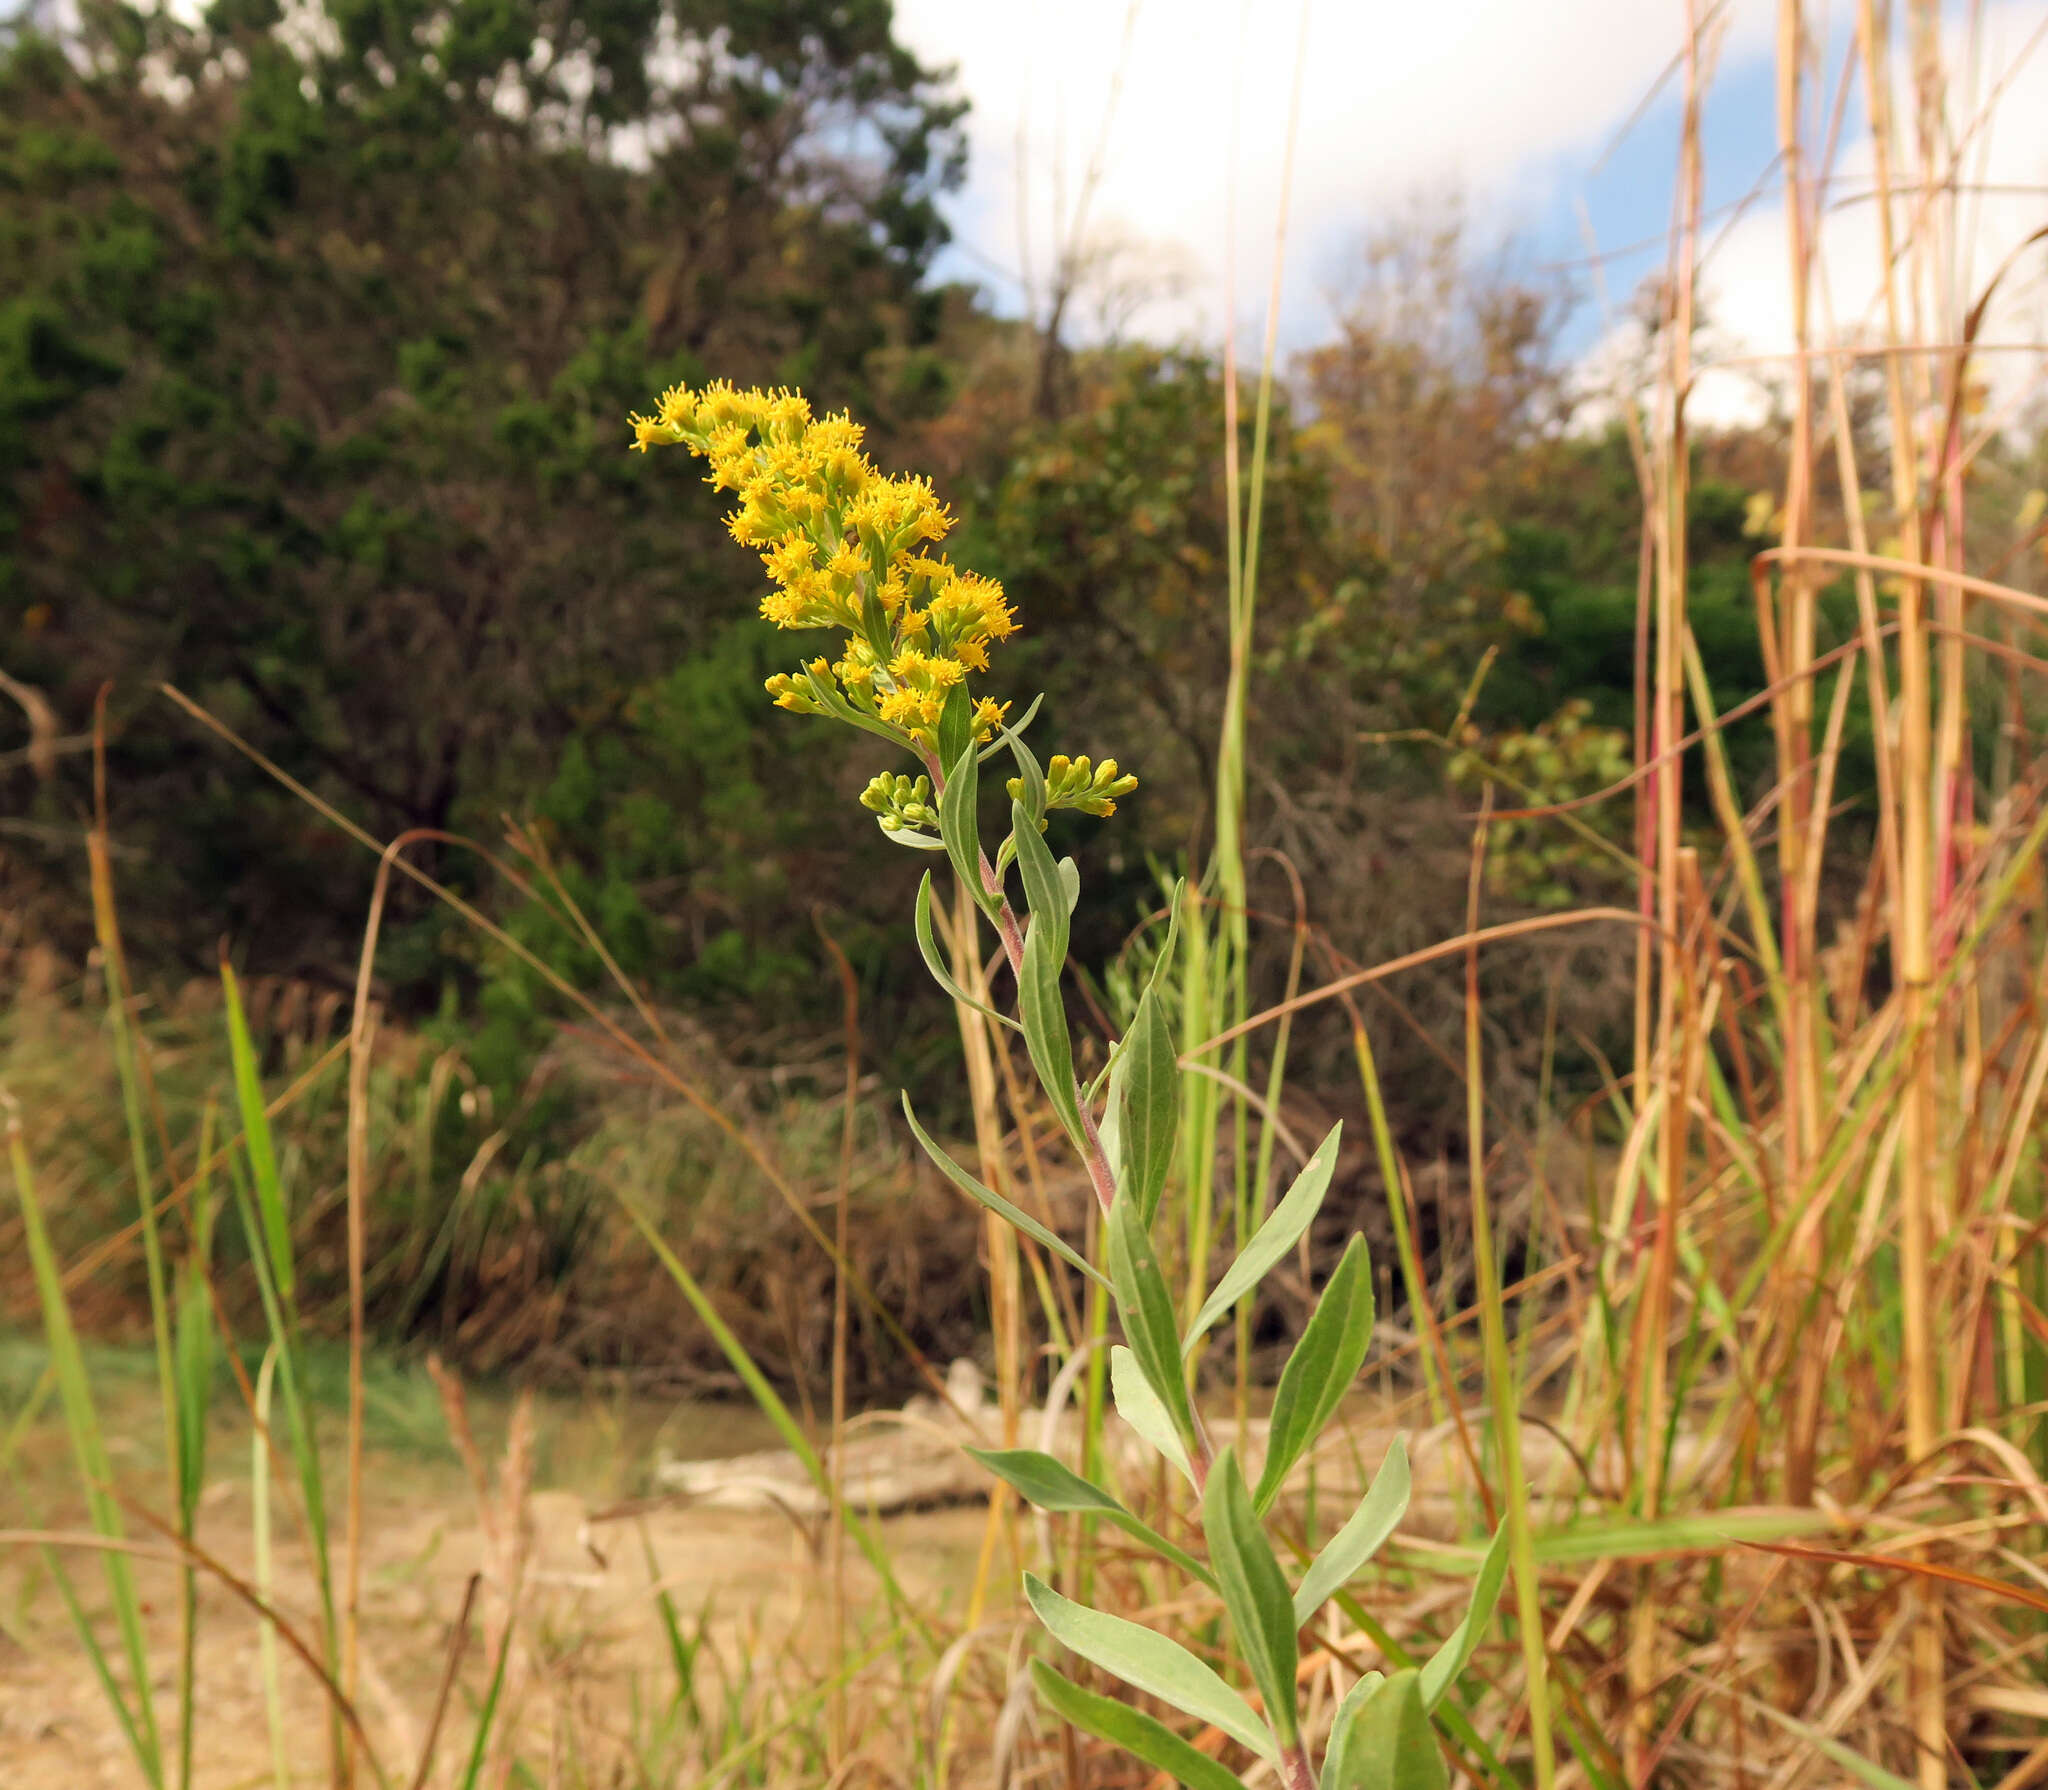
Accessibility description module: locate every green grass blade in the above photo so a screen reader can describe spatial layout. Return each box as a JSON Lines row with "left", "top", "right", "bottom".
{"left": 172, "top": 1111, "right": 217, "bottom": 1790}
{"left": 221, "top": 962, "right": 295, "bottom": 1302}
{"left": 11, "top": 1128, "right": 164, "bottom": 1783}
{"left": 252, "top": 1350, "right": 291, "bottom": 1790}
{"left": 44, "top": 1548, "right": 156, "bottom": 1780}
{"left": 615, "top": 1194, "right": 927, "bottom": 1643}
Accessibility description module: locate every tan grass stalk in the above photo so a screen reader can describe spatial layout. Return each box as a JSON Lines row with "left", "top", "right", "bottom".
{"left": 1856, "top": 3, "right": 1946, "bottom": 1772}
{"left": 1629, "top": 0, "right": 1706, "bottom": 1761}
{"left": 1774, "top": 0, "right": 1830, "bottom": 1512}
{"left": 341, "top": 847, "right": 397, "bottom": 1790}
{"left": 816, "top": 921, "right": 863, "bottom": 1770}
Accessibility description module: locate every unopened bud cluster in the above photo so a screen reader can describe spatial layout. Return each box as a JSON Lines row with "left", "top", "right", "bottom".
{"left": 1008, "top": 753, "right": 1139, "bottom": 821}
{"left": 860, "top": 771, "right": 939, "bottom": 835}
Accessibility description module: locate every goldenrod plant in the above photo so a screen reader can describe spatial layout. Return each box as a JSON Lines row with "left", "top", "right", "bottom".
{"left": 633, "top": 381, "right": 1508, "bottom": 1790}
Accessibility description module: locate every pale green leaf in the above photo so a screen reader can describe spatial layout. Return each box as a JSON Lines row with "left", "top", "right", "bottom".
{"left": 1187, "top": 1123, "right": 1342, "bottom": 1354}
{"left": 1120, "top": 979, "right": 1180, "bottom": 1225}
{"left": 1023, "top": 1574, "right": 1276, "bottom": 1763}
{"left": 880, "top": 824, "right": 949, "bottom": 851}
{"left": 974, "top": 692, "right": 1044, "bottom": 763}
{"left": 1111, "top": 1345, "right": 1194, "bottom": 1484}
{"left": 1254, "top": 1234, "right": 1375, "bottom": 1513}
{"left": 1018, "top": 915, "right": 1086, "bottom": 1149}
{"left": 1030, "top": 1662, "right": 1249, "bottom": 1790}
{"left": 935, "top": 680, "right": 972, "bottom": 773}
{"left": 1012, "top": 798, "right": 1086, "bottom": 1148}
{"left": 901, "top": 1095, "right": 1107, "bottom": 1291}
{"left": 967, "top": 1449, "right": 1213, "bottom": 1586}
{"left": 1324, "top": 1670, "right": 1444, "bottom": 1790}
{"left": 1318, "top": 1671, "right": 1384, "bottom": 1790}
{"left": 913, "top": 872, "right": 1021, "bottom": 1032}
{"left": 1202, "top": 1448, "right": 1300, "bottom": 1746}
{"left": 938, "top": 736, "right": 998, "bottom": 917}
{"left": 1418, "top": 1522, "right": 1509, "bottom": 1710}
{"left": 1294, "top": 1436, "right": 1410, "bottom": 1627}
{"left": 1108, "top": 1197, "right": 1197, "bottom": 1453}
{"left": 1005, "top": 731, "right": 1048, "bottom": 826}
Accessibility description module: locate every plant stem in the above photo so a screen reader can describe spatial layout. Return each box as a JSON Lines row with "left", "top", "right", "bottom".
{"left": 920, "top": 742, "right": 1122, "bottom": 1213}
{"left": 1464, "top": 791, "right": 1555, "bottom": 1790}
{"left": 1279, "top": 1740, "right": 1318, "bottom": 1790}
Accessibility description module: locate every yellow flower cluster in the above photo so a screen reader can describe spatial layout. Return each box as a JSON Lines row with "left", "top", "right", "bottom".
{"left": 630, "top": 381, "right": 1016, "bottom": 750}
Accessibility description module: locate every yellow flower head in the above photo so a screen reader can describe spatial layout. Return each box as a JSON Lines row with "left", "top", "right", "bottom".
{"left": 628, "top": 381, "right": 1018, "bottom": 753}
{"left": 630, "top": 382, "right": 1132, "bottom": 817}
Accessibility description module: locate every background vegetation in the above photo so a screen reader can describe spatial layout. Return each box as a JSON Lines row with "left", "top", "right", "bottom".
{"left": 6, "top": 0, "right": 2048, "bottom": 1781}
{"left": 1, "top": 0, "right": 1873, "bottom": 1388}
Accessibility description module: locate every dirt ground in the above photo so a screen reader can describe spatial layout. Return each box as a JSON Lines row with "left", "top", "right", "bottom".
{"left": 0, "top": 1362, "right": 994, "bottom": 1788}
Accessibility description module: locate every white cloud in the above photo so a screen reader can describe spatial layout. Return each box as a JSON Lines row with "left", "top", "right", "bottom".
{"left": 1679, "top": 0, "right": 2048, "bottom": 430}
{"left": 893, "top": 0, "right": 1776, "bottom": 349}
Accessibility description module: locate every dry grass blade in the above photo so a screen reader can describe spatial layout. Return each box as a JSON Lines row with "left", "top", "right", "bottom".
{"left": 79, "top": 1504, "right": 388, "bottom": 1784}
{"left": 1744, "top": 1541, "right": 2048, "bottom": 1618}
{"left": 409, "top": 1574, "right": 482, "bottom": 1790}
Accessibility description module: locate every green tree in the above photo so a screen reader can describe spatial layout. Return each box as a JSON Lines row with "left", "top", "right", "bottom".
{"left": 0, "top": 0, "right": 964, "bottom": 1000}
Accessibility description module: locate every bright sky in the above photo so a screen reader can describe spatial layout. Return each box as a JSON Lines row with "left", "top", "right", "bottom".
{"left": 891, "top": 0, "right": 2048, "bottom": 427}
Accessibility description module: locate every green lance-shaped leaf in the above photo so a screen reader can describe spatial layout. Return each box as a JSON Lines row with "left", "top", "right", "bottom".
{"left": 1323, "top": 1670, "right": 1444, "bottom": 1790}
{"left": 1110, "top": 1344, "right": 1195, "bottom": 1485}
{"left": 913, "top": 872, "right": 1022, "bottom": 1033}
{"left": 939, "top": 734, "right": 1000, "bottom": 918}
{"left": 1119, "top": 975, "right": 1180, "bottom": 1225}
{"left": 1098, "top": 1045, "right": 1130, "bottom": 1189}
{"left": 1029, "top": 1661, "right": 1250, "bottom": 1790}
{"left": 1293, "top": 1435, "right": 1411, "bottom": 1628}
{"left": 1006, "top": 729, "right": 1049, "bottom": 828}
{"left": 936, "top": 680, "right": 973, "bottom": 776}
{"left": 1418, "top": 1521, "right": 1510, "bottom": 1711}
{"left": 1108, "top": 1196, "right": 1198, "bottom": 1459}
{"left": 1011, "top": 795, "right": 1070, "bottom": 966}
{"left": 901, "top": 1094, "right": 1108, "bottom": 1293}
{"left": 1012, "top": 798, "right": 1088, "bottom": 1150}
{"left": 1202, "top": 1447, "right": 1301, "bottom": 1747}
{"left": 1186, "top": 1122, "right": 1343, "bottom": 1355}
{"left": 1086, "top": 887, "right": 1181, "bottom": 1108}
{"left": 1254, "top": 1234, "right": 1375, "bottom": 1514}
{"left": 1318, "top": 1671, "right": 1384, "bottom": 1790}
{"left": 968, "top": 1449, "right": 1214, "bottom": 1587}
{"left": 1059, "top": 855, "right": 1081, "bottom": 915}
{"left": 1023, "top": 1574, "right": 1277, "bottom": 1764}
{"left": 882, "top": 826, "right": 949, "bottom": 852}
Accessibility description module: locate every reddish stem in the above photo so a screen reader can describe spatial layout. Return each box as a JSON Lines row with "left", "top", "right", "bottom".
{"left": 920, "top": 743, "right": 1118, "bottom": 1213}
